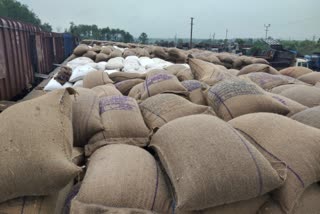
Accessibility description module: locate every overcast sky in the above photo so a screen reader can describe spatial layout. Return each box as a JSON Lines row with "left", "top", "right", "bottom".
{"left": 19, "top": 0, "right": 320, "bottom": 40}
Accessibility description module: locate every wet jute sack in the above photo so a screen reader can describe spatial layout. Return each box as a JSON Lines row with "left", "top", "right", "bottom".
{"left": 229, "top": 113, "right": 320, "bottom": 213}
{"left": 0, "top": 89, "right": 81, "bottom": 203}
{"left": 71, "top": 145, "right": 172, "bottom": 213}
{"left": 150, "top": 115, "right": 285, "bottom": 211}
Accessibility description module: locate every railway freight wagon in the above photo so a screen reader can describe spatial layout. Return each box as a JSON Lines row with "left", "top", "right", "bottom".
{"left": 0, "top": 16, "right": 77, "bottom": 101}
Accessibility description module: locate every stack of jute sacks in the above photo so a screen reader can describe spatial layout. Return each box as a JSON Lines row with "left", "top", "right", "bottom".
{"left": 1, "top": 43, "right": 320, "bottom": 214}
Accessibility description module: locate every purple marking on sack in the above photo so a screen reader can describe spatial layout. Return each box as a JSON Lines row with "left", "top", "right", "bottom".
{"left": 272, "top": 96, "right": 287, "bottom": 106}
{"left": 182, "top": 80, "right": 202, "bottom": 92}
{"left": 99, "top": 96, "right": 137, "bottom": 114}
{"left": 145, "top": 73, "right": 173, "bottom": 88}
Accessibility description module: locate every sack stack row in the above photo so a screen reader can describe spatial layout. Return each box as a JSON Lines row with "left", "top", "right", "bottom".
{"left": 1, "top": 44, "right": 320, "bottom": 214}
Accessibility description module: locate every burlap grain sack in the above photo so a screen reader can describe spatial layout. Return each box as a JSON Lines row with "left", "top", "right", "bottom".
{"left": 175, "top": 68, "right": 194, "bottom": 81}
{"left": 167, "top": 48, "right": 187, "bottom": 63}
{"left": 279, "top": 85, "right": 320, "bottom": 107}
{"left": 297, "top": 72, "right": 320, "bottom": 85}
{"left": 140, "top": 94, "right": 215, "bottom": 129}
{"left": 71, "top": 145, "right": 172, "bottom": 213}
{"left": 109, "top": 72, "right": 146, "bottom": 83}
{"left": 181, "top": 80, "right": 208, "bottom": 105}
{"left": 229, "top": 113, "right": 320, "bottom": 213}
{"left": 259, "top": 183, "right": 320, "bottom": 214}
{"left": 232, "top": 58, "right": 243, "bottom": 69}
{"left": 0, "top": 182, "right": 74, "bottom": 214}
{"left": 0, "top": 89, "right": 81, "bottom": 203}
{"left": 92, "top": 84, "right": 122, "bottom": 98}
{"left": 95, "top": 53, "right": 110, "bottom": 62}
{"left": 242, "top": 73, "right": 304, "bottom": 90}
{"left": 123, "top": 49, "right": 137, "bottom": 58}
{"left": 188, "top": 58, "right": 236, "bottom": 85}
{"left": 83, "top": 51, "right": 97, "bottom": 60}
{"left": 109, "top": 49, "right": 123, "bottom": 58}
{"left": 216, "top": 53, "right": 233, "bottom": 64}
{"left": 54, "top": 66, "right": 72, "bottom": 85}
{"left": 72, "top": 88, "right": 104, "bottom": 147}
{"left": 193, "top": 53, "right": 222, "bottom": 65}
{"left": 165, "top": 64, "right": 189, "bottom": 75}
{"left": 252, "top": 58, "right": 270, "bottom": 65}
{"left": 85, "top": 96, "right": 150, "bottom": 155}
{"left": 238, "top": 64, "right": 279, "bottom": 76}
{"left": 280, "top": 66, "right": 313, "bottom": 78}
{"left": 228, "top": 69, "right": 240, "bottom": 76}
{"left": 90, "top": 45, "right": 102, "bottom": 53}
{"left": 73, "top": 44, "right": 89, "bottom": 56}
{"left": 128, "top": 82, "right": 144, "bottom": 100}
{"left": 268, "top": 93, "right": 308, "bottom": 117}
{"left": 205, "top": 79, "right": 289, "bottom": 121}
{"left": 150, "top": 115, "right": 285, "bottom": 211}
{"left": 315, "top": 82, "right": 320, "bottom": 88}
{"left": 153, "top": 47, "right": 168, "bottom": 60}
{"left": 115, "top": 79, "right": 145, "bottom": 95}
{"left": 141, "top": 73, "right": 188, "bottom": 100}
{"left": 82, "top": 70, "right": 113, "bottom": 89}
{"left": 291, "top": 106, "right": 320, "bottom": 129}
{"left": 100, "top": 46, "right": 113, "bottom": 55}
{"left": 271, "top": 84, "right": 300, "bottom": 94}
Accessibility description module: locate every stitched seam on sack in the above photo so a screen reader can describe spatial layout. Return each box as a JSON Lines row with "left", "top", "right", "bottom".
{"left": 21, "top": 196, "right": 26, "bottom": 214}
{"left": 140, "top": 105, "right": 167, "bottom": 123}
{"left": 228, "top": 126, "right": 263, "bottom": 195}
{"left": 151, "top": 161, "right": 160, "bottom": 211}
{"left": 209, "top": 90, "right": 234, "bottom": 119}
{"left": 235, "top": 128, "right": 305, "bottom": 188}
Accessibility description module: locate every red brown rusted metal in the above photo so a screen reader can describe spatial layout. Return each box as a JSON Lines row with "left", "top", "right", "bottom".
{"left": 0, "top": 17, "right": 72, "bottom": 101}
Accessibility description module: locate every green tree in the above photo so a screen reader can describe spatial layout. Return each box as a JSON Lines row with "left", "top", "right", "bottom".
{"left": 138, "top": 32, "right": 148, "bottom": 44}
{"left": 0, "top": 0, "right": 52, "bottom": 31}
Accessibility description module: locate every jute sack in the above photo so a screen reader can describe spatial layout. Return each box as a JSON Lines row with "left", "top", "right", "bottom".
{"left": 238, "top": 64, "right": 279, "bottom": 76}
{"left": 240, "top": 56, "right": 253, "bottom": 65}
{"left": 252, "top": 58, "right": 269, "bottom": 65}
{"left": 109, "top": 72, "right": 146, "bottom": 83}
{"left": 128, "top": 82, "right": 144, "bottom": 100}
{"left": 229, "top": 113, "right": 320, "bottom": 213}
{"left": 278, "top": 85, "right": 320, "bottom": 107}
{"left": 228, "top": 69, "right": 240, "bottom": 76}
{"left": 72, "top": 88, "right": 104, "bottom": 147}
{"left": 267, "top": 93, "right": 308, "bottom": 117}
{"left": 150, "top": 115, "right": 285, "bottom": 211}
{"left": 140, "top": 94, "right": 216, "bottom": 129}
{"left": 115, "top": 79, "right": 145, "bottom": 95}
{"left": 280, "top": 66, "right": 313, "bottom": 78}
{"left": 0, "top": 89, "right": 81, "bottom": 203}
{"left": 90, "top": 45, "right": 102, "bottom": 53}
{"left": 85, "top": 95, "right": 150, "bottom": 155}
{"left": 175, "top": 68, "right": 194, "bottom": 81}
{"left": 100, "top": 46, "right": 113, "bottom": 55}
{"left": 92, "top": 84, "right": 122, "bottom": 98}
{"left": 95, "top": 53, "right": 110, "bottom": 63}
{"left": 109, "top": 49, "right": 123, "bottom": 58}
{"left": 232, "top": 58, "right": 243, "bottom": 69}
{"left": 0, "top": 182, "right": 74, "bottom": 214}
{"left": 181, "top": 80, "right": 208, "bottom": 105}
{"left": 297, "top": 72, "right": 320, "bottom": 85}
{"left": 259, "top": 183, "right": 320, "bottom": 214}
{"left": 73, "top": 44, "right": 89, "bottom": 56}
{"left": 141, "top": 73, "right": 188, "bottom": 100}
{"left": 123, "top": 49, "right": 137, "bottom": 58}
{"left": 82, "top": 51, "right": 97, "bottom": 60}
{"left": 205, "top": 79, "right": 289, "bottom": 121}
{"left": 315, "top": 82, "right": 320, "bottom": 88}
{"left": 167, "top": 48, "right": 187, "bottom": 63}
{"left": 271, "top": 84, "right": 300, "bottom": 94}
{"left": 188, "top": 57, "right": 236, "bottom": 85}
{"left": 242, "top": 73, "right": 300, "bottom": 90}
{"left": 71, "top": 145, "right": 172, "bottom": 213}
{"left": 54, "top": 66, "right": 72, "bottom": 85}
{"left": 82, "top": 70, "right": 113, "bottom": 89}
{"left": 153, "top": 47, "right": 168, "bottom": 60}
{"left": 291, "top": 106, "right": 320, "bottom": 129}
{"left": 216, "top": 53, "right": 234, "bottom": 64}
{"left": 165, "top": 64, "right": 189, "bottom": 75}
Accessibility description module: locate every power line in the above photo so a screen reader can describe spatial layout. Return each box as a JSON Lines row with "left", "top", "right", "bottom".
{"left": 264, "top": 24, "right": 271, "bottom": 39}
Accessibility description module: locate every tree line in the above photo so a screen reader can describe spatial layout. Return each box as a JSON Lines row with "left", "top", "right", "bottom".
{"left": 0, "top": 0, "right": 52, "bottom": 31}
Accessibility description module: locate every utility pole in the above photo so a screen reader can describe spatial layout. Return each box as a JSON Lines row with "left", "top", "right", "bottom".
{"left": 174, "top": 34, "right": 177, "bottom": 47}
{"left": 190, "top": 17, "right": 194, "bottom": 49}
{"left": 264, "top": 24, "right": 271, "bottom": 39}
{"left": 225, "top": 29, "right": 228, "bottom": 40}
